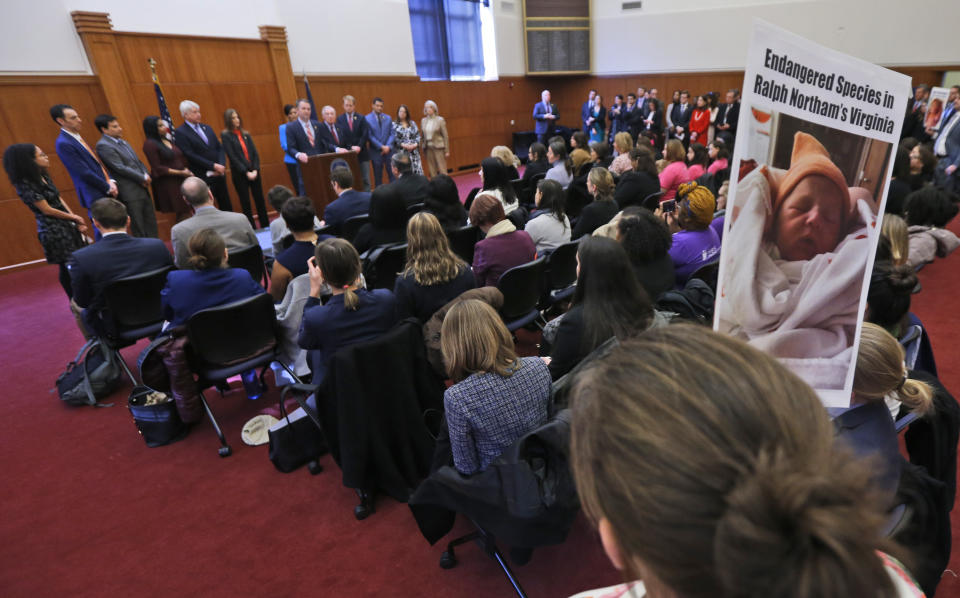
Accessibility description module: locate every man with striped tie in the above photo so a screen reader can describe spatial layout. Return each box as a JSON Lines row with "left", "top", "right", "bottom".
{"left": 94, "top": 114, "right": 158, "bottom": 238}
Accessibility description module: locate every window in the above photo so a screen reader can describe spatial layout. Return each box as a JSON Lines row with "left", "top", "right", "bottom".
{"left": 409, "top": 0, "right": 498, "bottom": 81}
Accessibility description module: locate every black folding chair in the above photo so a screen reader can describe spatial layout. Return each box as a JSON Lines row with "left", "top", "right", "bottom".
{"left": 496, "top": 257, "right": 548, "bottom": 332}
{"left": 463, "top": 187, "right": 482, "bottom": 212}
{"left": 406, "top": 203, "right": 425, "bottom": 221}
{"left": 565, "top": 182, "right": 591, "bottom": 221}
{"left": 540, "top": 240, "right": 579, "bottom": 309}
{"left": 510, "top": 178, "right": 526, "bottom": 200}
{"left": 227, "top": 244, "right": 267, "bottom": 288}
{"left": 641, "top": 190, "right": 665, "bottom": 211}
{"left": 186, "top": 294, "right": 302, "bottom": 457}
{"left": 102, "top": 266, "right": 173, "bottom": 384}
{"left": 362, "top": 243, "right": 407, "bottom": 290}
{"left": 341, "top": 214, "right": 369, "bottom": 244}
{"left": 689, "top": 258, "right": 720, "bottom": 293}
{"left": 447, "top": 225, "right": 480, "bottom": 265}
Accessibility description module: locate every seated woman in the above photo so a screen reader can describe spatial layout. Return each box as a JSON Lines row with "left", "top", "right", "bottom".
{"left": 161, "top": 228, "right": 265, "bottom": 328}
{"left": 298, "top": 238, "right": 398, "bottom": 385}
{"left": 706, "top": 138, "right": 730, "bottom": 177}
{"left": 524, "top": 179, "right": 570, "bottom": 255}
{"left": 424, "top": 174, "right": 467, "bottom": 230}
{"left": 572, "top": 167, "right": 620, "bottom": 239}
{"left": 569, "top": 131, "right": 592, "bottom": 174}
{"left": 441, "top": 299, "right": 551, "bottom": 475}
{"left": 685, "top": 142, "right": 709, "bottom": 180}
{"left": 352, "top": 185, "right": 407, "bottom": 254}
{"left": 608, "top": 132, "right": 634, "bottom": 176}
{"left": 877, "top": 214, "right": 909, "bottom": 266}
{"left": 545, "top": 140, "right": 574, "bottom": 189}
{"left": 616, "top": 208, "right": 675, "bottom": 301}
{"left": 521, "top": 142, "right": 549, "bottom": 183}
{"left": 589, "top": 141, "right": 613, "bottom": 170}
{"left": 907, "top": 143, "right": 935, "bottom": 191}
{"left": 394, "top": 212, "right": 475, "bottom": 322}
{"left": 866, "top": 260, "right": 918, "bottom": 339}
{"left": 548, "top": 236, "right": 654, "bottom": 380}
{"left": 666, "top": 182, "right": 720, "bottom": 288}
{"left": 479, "top": 156, "right": 520, "bottom": 215}
{"left": 469, "top": 194, "right": 536, "bottom": 287}
{"left": 885, "top": 145, "right": 912, "bottom": 216}
{"left": 569, "top": 324, "right": 925, "bottom": 598}
{"left": 614, "top": 145, "right": 661, "bottom": 210}
{"left": 490, "top": 145, "right": 521, "bottom": 180}
{"left": 270, "top": 196, "right": 317, "bottom": 302}
{"left": 658, "top": 139, "right": 691, "bottom": 200}
{"left": 268, "top": 185, "right": 321, "bottom": 256}
{"left": 903, "top": 185, "right": 960, "bottom": 268}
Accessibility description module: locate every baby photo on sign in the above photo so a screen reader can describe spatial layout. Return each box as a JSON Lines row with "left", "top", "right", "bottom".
{"left": 716, "top": 110, "right": 889, "bottom": 391}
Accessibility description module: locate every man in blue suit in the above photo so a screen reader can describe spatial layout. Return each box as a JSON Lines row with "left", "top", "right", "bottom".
{"left": 322, "top": 168, "right": 371, "bottom": 234}
{"left": 286, "top": 100, "right": 348, "bottom": 163}
{"left": 337, "top": 95, "right": 371, "bottom": 191}
{"left": 366, "top": 97, "right": 396, "bottom": 187}
{"left": 934, "top": 95, "right": 960, "bottom": 194}
{"left": 51, "top": 104, "right": 118, "bottom": 239}
{"left": 68, "top": 198, "right": 173, "bottom": 337}
{"left": 533, "top": 90, "right": 558, "bottom": 144}
{"left": 175, "top": 100, "right": 232, "bottom": 212}
{"left": 581, "top": 89, "right": 596, "bottom": 131}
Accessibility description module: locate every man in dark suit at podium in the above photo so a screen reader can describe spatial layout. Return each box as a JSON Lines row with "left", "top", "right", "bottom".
{"left": 175, "top": 100, "right": 231, "bottom": 211}
{"left": 337, "top": 95, "right": 371, "bottom": 191}
{"left": 286, "top": 98, "right": 324, "bottom": 164}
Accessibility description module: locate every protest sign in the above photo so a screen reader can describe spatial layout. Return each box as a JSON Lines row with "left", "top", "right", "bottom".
{"left": 926, "top": 86, "right": 951, "bottom": 133}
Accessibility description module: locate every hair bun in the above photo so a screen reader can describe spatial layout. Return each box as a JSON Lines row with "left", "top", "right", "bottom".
{"left": 887, "top": 263, "right": 918, "bottom": 291}
{"left": 714, "top": 449, "right": 887, "bottom": 596}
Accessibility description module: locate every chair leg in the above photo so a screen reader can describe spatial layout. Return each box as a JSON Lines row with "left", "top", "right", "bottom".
{"left": 491, "top": 546, "right": 529, "bottom": 598}
{"left": 198, "top": 390, "right": 232, "bottom": 457}
{"left": 439, "top": 531, "right": 482, "bottom": 569}
{"left": 114, "top": 350, "right": 139, "bottom": 386}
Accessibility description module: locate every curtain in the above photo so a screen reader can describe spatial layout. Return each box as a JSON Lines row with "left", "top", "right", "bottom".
{"left": 408, "top": 0, "right": 487, "bottom": 81}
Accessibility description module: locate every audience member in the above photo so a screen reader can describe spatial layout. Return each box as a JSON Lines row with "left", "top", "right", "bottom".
{"left": 175, "top": 100, "right": 231, "bottom": 211}
{"left": 706, "top": 138, "right": 730, "bottom": 176}
{"left": 714, "top": 88, "right": 740, "bottom": 144}
{"left": 94, "top": 114, "right": 157, "bottom": 238}
{"left": 616, "top": 208, "right": 675, "bottom": 300}
{"left": 221, "top": 108, "right": 269, "bottom": 229}
{"left": 886, "top": 145, "right": 912, "bottom": 215}
{"left": 352, "top": 184, "right": 407, "bottom": 254}
{"left": 609, "top": 132, "right": 634, "bottom": 175}
{"left": 587, "top": 95, "right": 606, "bottom": 144}
{"left": 877, "top": 213, "right": 909, "bottom": 266}
{"left": 641, "top": 98, "right": 663, "bottom": 145}
{"left": 142, "top": 116, "right": 192, "bottom": 222}
{"left": 440, "top": 299, "right": 550, "bottom": 475}
{"left": 866, "top": 261, "right": 918, "bottom": 338}
{"left": 533, "top": 89, "right": 558, "bottom": 144}
{"left": 589, "top": 141, "right": 612, "bottom": 169}
{"left": 469, "top": 194, "right": 536, "bottom": 287}
{"left": 270, "top": 197, "right": 318, "bottom": 302}
{"left": 548, "top": 236, "right": 653, "bottom": 380}
{"left": 524, "top": 179, "right": 570, "bottom": 254}
{"left": 490, "top": 145, "right": 521, "bottom": 180}
{"left": 421, "top": 100, "right": 450, "bottom": 178}
{"left": 659, "top": 139, "right": 691, "bottom": 200}
{"left": 394, "top": 212, "right": 475, "bottom": 322}
{"left": 573, "top": 167, "right": 619, "bottom": 239}
{"left": 299, "top": 238, "right": 398, "bottom": 385}
{"left": 581, "top": 89, "right": 597, "bottom": 132}
{"left": 279, "top": 103, "right": 302, "bottom": 193}
{"left": 570, "top": 131, "right": 592, "bottom": 174}
{"left": 393, "top": 104, "right": 423, "bottom": 175}
{"left": 688, "top": 95, "right": 711, "bottom": 146}
{"left": 705, "top": 91, "right": 720, "bottom": 144}
{"left": 51, "top": 104, "right": 117, "bottom": 238}
{"left": 664, "top": 90, "right": 681, "bottom": 137}
{"left": 268, "top": 185, "right": 321, "bottom": 256}
{"left": 669, "top": 90, "right": 692, "bottom": 146}
{"left": 388, "top": 150, "right": 430, "bottom": 208}
{"left": 607, "top": 94, "right": 626, "bottom": 144}
{"left": 4, "top": 143, "right": 87, "bottom": 299}
{"left": 569, "top": 324, "right": 924, "bottom": 598}
{"left": 903, "top": 186, "right": 960, "bottom": 268}
{"left": 323, "top": 167, "right": 371, "bottom": 234}
{"left": 285, "top": 98, "right": 324, "bottom": 165}
{"left": 479, "top": 156, "right": 519, "bottom": 215}
{"left": 366, "top": 97, "right": 396, "bottom": 186}
{"left": 522, "top": 142, "right": 549, "bottom": 183}
{"left": 686, "top": 142, "right": 710, "bottom": 180}
{"left": 623, "top": 93, "right": 642, "bottom": 139}
{"left": 907, "top": 143, "right": 936, "bottom": 190}
{"left": 666, "top": 182, "right": 720, "bottom": 287}
{"left": 424, "top": 174, "right": 467, "bottom": 229}
{"left": 161, "top": 228, "right": 264, "bottom": 328}
{"left": 337, "top": 95, "right": 371, "bottom": 191}
{"left": 545, "top": 140, "right": 574, "bottom": 189}
{"left": 614, "top": 145, "right": 661, "bottom": 209}
{"left": 934, "top": 94, "right": 960, "bottom": 193}
{"left": 68, "top": 198, "right": 173, "bottom": 337}
{"left": 170, "top": 177, "right": 257, "bottom": 268}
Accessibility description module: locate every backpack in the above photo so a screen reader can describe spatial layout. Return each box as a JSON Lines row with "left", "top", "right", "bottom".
{"left": 55, "top": 338, "right": 123, "bottom": 406}
{"left": 656, "top": 278, "right": 716, "bottom": 324}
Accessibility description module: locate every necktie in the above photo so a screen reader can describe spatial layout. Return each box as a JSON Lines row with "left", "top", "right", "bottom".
{"left": 306, "top": 123, "right": 315, "bottom": 147}
{"left": 329, "top": 124, "right": 339, "bottom": 145}
{"left": 194, "top": 123, "right": 209, "bottom": 144}
{"left": 347, "top": 115, "right": 353, "bottom": 132}
{"left": 377, "top": 113, "right": 383, "bottom": 128}
{"left": 546, "top": 103, "right": 551, "bottom": 115}
{"left": 77, "top": 135, "right": 111, "bottom": 181}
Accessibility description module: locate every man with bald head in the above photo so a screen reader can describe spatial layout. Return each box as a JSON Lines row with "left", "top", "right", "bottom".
{"left": 316, "top": 105, "right": 350, "bottom": 155}
{"left": 169, "top": 176, "right": 258, "bottom": 267}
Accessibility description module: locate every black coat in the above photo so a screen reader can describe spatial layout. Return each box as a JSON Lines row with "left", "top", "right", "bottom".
{"left": 390, "top": 173, "right": 431, "bottom": 207}
{"left": 615, "top": 170, "right": 661, "bottom": 209}
{"left": 175, "top": 122, "right": 225, "bottom": 174}
{"left": 221, "top": 130, "right": 261, "bottom": 173}
{"left": 336, "top": 112, "right": 370, "bottom": 162}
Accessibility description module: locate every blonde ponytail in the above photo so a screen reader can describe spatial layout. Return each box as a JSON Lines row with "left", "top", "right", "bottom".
{"left": 855, "top": 323, "right": 934, "bottom": 416}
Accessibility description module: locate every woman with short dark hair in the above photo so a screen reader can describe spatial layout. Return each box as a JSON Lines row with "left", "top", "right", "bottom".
{"left": 352, "top": 185, "right": 408, "bottom": 254}
{"left": 469, "top": 194, "right": 536, "bottom": 287}
{"left": 615, "top": 145, "right": 662, "bottom": 210}
{"left": 524, "top": 178, "right": 570, "bottom": 254}
{"left": 425, "top": 174, "right": 467, "bottom": 229}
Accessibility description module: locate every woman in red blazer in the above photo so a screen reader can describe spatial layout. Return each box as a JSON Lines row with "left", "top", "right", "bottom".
{"left": 688, "top": 95, "right": 711, "bottom": 147}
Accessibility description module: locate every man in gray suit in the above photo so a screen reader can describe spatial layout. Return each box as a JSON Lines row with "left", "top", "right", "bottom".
{"left": 94, "top": 114, "right": 158, "bottom": 238}
{"left": 171, "top": 177, "right": 258, "bottom": 267}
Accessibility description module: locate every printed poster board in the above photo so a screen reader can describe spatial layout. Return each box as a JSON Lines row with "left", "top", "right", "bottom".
{"left": 926, "top": 86, "right": 951, "bottom": 133}
{"left": 714, "top": 19, "right": 910, "bottom": 407}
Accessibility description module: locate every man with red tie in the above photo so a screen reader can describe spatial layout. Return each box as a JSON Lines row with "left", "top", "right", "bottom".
{"left": 286, "top": 98, "right": 323, "bottom": 163}
{"left": 336, "top": 95, "right": 371, "bottom": 191}
{"left": 51, "top": 104, "right": 118, "bottom": 239}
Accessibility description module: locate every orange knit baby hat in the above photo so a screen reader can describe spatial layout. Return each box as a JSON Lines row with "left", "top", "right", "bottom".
{"left": 774, "top": 132, "right": 850, "bottom": 227}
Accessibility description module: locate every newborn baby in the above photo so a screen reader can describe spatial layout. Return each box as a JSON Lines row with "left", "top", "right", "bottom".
{"left": 718, "top": 132, "right": 878, "bottom": 390}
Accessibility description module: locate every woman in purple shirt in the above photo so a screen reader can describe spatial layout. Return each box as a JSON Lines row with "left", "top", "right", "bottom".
{"left": 469, "top": 193, "right": 536, "bottom": 287}
{"left": 666, "top": 182, "right": 720, "bottom": 287}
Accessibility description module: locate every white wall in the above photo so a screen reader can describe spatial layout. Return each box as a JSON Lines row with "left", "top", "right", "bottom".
{"left": 594, "top": 0, "right": 960, "bottom": 74}
{"left": 493, "top": 0, "right": 525, "bottom": 76}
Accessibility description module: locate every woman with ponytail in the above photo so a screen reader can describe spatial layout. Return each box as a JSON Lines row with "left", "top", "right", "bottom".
{"left": 161, "top": 228, "right": 264, "bottom": 328}
{"left": 569, "top": 324, "right": 923, "bottom": 598}
{"left": 298, "top": 238, "right": 398, "bottom": 384}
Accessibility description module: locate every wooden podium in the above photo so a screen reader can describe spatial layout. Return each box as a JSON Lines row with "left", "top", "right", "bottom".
{"left": 300, "top": 151, "right": 363, "bottom": 219}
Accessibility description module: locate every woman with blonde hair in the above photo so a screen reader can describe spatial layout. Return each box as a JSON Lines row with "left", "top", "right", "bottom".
{"left": 440, "top": 299, "right": 551, "bottom": 475}
{"left": 573, "top": 166, "right": 619, "bottom": 239}
{"left": 608, "top": 132, "right": 634, "bottom": 176}
{"left": 394, "top": 212, "right": 475, "bottom": 322}
{"left": 570, "top": 324, "right": 924, "bottom": 598}
{"left": 490, "top": 145, "right": 521, "bottom": 180}
{"left": 421, "top": 100, "right": 449, "bottom": 177}
{"left": 879, "top": 214, "right": 910, "bottom": 266}
{"left": 658, "top": 139, "right": 691, "bottom": 200}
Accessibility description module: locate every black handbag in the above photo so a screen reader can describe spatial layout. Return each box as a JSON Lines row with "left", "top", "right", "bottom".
{"left": 127, "top": 385, "right": 189, "bottom": 447}
{"left": 268, "top": 385, "right": 327, "bottom": 473}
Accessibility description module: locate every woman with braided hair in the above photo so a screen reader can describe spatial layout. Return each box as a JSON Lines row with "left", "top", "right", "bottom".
{"left": 663, "top": 181, "right": 720, "bottom": 287}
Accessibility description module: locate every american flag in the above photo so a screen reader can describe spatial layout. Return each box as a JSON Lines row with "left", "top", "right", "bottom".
{"left": 303, "top": 72, "right": 318, "bottom": 121}
{"left": 149, "top": 58, "right": 175, "bottom": 131}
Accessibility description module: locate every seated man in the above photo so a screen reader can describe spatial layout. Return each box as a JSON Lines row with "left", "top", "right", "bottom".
{"left": 68, "top": 197, "right": 173, "bottom": 337}
{"left": 270, "top": 196, "right": 318, "bottom": 302}
{"left": 171, "top": 176, "right": 258, "bottom": 268}
{"left": 387, "top": 151, "right": 430, "bottom": 208}
{"left": 322, "top": 167, "right": 371, "bottom": 234}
